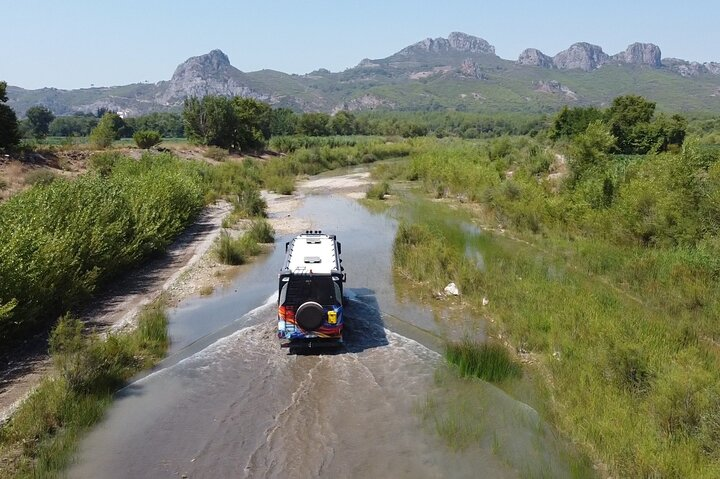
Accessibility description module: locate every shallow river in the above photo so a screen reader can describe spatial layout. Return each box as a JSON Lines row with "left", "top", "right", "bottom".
{"left": 68, "top": 173, "right": 590, "bottom": 478}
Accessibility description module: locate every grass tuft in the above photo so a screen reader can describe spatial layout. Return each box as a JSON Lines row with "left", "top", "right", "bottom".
{"left": 214, "top": 230, "right": 261, "bottom": 265}
{"left": 247, "top": 218, "right": 275, "bottom": 244}
{"left": 203, "top": 146, "right": 228, "bottom": 162}
{"left": 366, "top": 181, "right": 390, "bottom": 200}
{"left": 445, "top": 340, "right": 522, "bottom": 383}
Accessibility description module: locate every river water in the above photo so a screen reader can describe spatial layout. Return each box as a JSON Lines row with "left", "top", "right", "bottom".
{"left": 68, "top": 172, "right": 592, "bottom": 478}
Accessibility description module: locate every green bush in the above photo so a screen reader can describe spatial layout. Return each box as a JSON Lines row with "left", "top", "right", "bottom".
{"left": 0, "top": 153, "right": 204, "bottom": 340}
{"left": 233, "top": 181, "right": 266, "bottom": 217}
{"left": 264, "top": 174, "right": 295, "bottom": 195}
{"left": 133, "top": 130, "right": 162, "bottom": 149}
{"left": 88, "top": 151, "right": 124, "bottom": 176}
{"left": 247, "top": 218, "right": 275, "bottom": 243}
{"left": 89, "top": 113, "right": 120, "bottom": 149}
{"left": 2, "top": 300, "right": 168, "bottom": 477}
{"left": 366, "top": 181, "right": 390, "bottom": 200}
{"left": 214, "top": 230, "right": 261, "bottom": 265}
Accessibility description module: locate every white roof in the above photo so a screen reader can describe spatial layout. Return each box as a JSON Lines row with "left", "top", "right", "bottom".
{"left": 286, "top": 234, "right": 338, "bottom": 275}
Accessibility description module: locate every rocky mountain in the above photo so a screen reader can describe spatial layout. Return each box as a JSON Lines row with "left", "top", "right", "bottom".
{"left": 515, "top": 40, "right": 711, "bottom": 74}
{"left": 156, "top": 49, "right": 269, "bottom": 105}
{"left": 398, "top": 32, "right": 496, "bottom": 56}
{"left": 612, "top": 42, "right": 662, "bottom": 67}
{"left": 6, "top": 32, "right": 720, "bottom": 118}
{"left": 518, "top": 48, "right": 553, "bottom": 68}
{"left": 553, "top": 43, "right": 610, "bottom": 71}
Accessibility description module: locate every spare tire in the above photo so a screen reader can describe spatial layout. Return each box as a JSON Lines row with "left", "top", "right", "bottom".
{"left": 296, "top": 301, "right": 325, "bottom": 331}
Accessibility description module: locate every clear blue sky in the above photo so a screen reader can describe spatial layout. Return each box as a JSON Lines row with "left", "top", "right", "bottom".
{"left": 1, "top": 0, "right": 718, "bottom": 90}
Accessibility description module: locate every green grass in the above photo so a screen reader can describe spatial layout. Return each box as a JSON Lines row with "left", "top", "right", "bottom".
{"left": 203, "top": 145, "right": 229, "bottom": 161}
{"left": 0, "top": 301, "right": 169, "bottom": 478}
{"left": 445, "top": 340, "right": 522, "bottom": 382}
{"left": 214, "top": 230, "right": 261, "bottom": 265}
{"left": 264, "top": 174, "right": 295, "bottom": 195}
{"left": 23, "top": 169, "right": 58, "bottom": 186}
{"left": 415, "top": 367, "right": 595, "bottom": 477}
{"left": 386, "top": 133, "right": 720, "bottom": 476}
{"left": 247, "top": 218, "right": 275, "bottom": 244}
{"left": 365, "top": 181, "right": 390, "bottom": 200}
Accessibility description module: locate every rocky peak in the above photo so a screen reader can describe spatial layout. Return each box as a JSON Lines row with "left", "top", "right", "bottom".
{"left": 399, "top": 32, "right": 495, "bottom": 56}
{"left": 553, "top": 42, "right": 609, "bottom": 71}
{"left": 613, "top": 43, "right": 662, "bottom": 67}
{"left": 170, "top": 49, "right": 232, "bottom": 81}
{"left": 158, "top": 49, "right": 268, "bottom": 106}
{"left": 517, "top": 48, "right": 553, "bottom": 68}
{"left": 447, "top": 32, "right": 495, "bottom": 54}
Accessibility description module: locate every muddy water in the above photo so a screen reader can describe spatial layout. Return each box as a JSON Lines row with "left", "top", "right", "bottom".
{"left": 68, "top": 177, "right": 591, "bottom": 478}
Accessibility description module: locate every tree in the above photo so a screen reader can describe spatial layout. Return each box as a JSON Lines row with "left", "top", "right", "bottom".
{"left": 89, "top": 112, "right": 122, "bottom": 148}
{"left": 328, "top": 111, "right": 357, "bottom": 135}
{"left": 606, "top": 95, "right": 656, "bottom": 154}
{"left": 569, "top": 120, "right": 616, "bottom": 183}
{"left": 26, "top": 105, "right": 55, "bottom": 139}
{"left": 549, "top": 106, "right": 603, "bottom": 140}
{"left": 183, "top": 96, "right": 236, "bottom": 148}
{"left": 133, "top": 130, "right": 162, "bottom": 149}
{"left": 269, "top": 108, "right": 297, "bottom": 136}
{"left": 125, "top": 112, "right": 184, "bottom": 138}
{"left": 233, "top": 97, "right": 272, "bottom": 151}
{"left": 297, "top": 112, "right": 331, "bottom": 136}
{"left": 49, "top": 114, "right": 98, "bottom": 137}
{"left": 0, "top": 81, "right": 20, "bottom": 149}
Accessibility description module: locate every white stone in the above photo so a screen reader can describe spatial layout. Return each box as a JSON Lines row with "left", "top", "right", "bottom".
{"left": 443, "top": 282, "right": 460, "bottom": 296}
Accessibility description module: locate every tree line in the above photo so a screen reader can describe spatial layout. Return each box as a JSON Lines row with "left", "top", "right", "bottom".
{"left": 0, "top": 81, "right": 693, "bottom": 156}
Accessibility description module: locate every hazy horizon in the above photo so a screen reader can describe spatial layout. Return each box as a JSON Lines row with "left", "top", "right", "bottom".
{"left": 2, "top": 0, "right": 719, "bottom": 90}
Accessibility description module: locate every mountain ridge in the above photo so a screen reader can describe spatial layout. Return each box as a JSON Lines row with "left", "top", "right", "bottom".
{"left": 6, "top": 32, "right": 720, "bottom": 117}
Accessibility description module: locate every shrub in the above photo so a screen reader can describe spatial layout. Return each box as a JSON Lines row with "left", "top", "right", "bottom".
{"left": 0, "top": 153, "right": 204, "bottom": 340}
{"left": 89, "top": 113, "right": 121, "bottom": 149}
{"left": 204, "top": 145, "right": 229, "bottom": 161}
{"left": 24, "top": 169, "right": 58, "bottom": 186}
{"left": 264, "top": 174, "right": 295, "bottom": 195}
{"left": 233, "top": 182, "right": 266, "bottom": 217}
{"left": 215, "top": 230, "right": 244, "bottom": 265}
{"left": 247, "top": 218, "right": 275, "bottom": 243}
{"left": 214, "top": 230, "right": 261, "bottom": 265}
{"left": 49, "top": 315, "right": 134, "bottom": 393}
{"left": 88, "top": 151, "right": 124, "bottom": 176}
{"left": 366, "top": 181, "right": 390, "bottom": 200}
{"left": 133, "top": 130, "right": 162, "bottom": 149}
{"left": 608, "top": 346, "right": 654, "bottom": 395}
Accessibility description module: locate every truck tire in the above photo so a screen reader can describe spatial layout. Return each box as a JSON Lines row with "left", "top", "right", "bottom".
{"left": 296, "top": 301, "right": 324, "bottom": 331}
